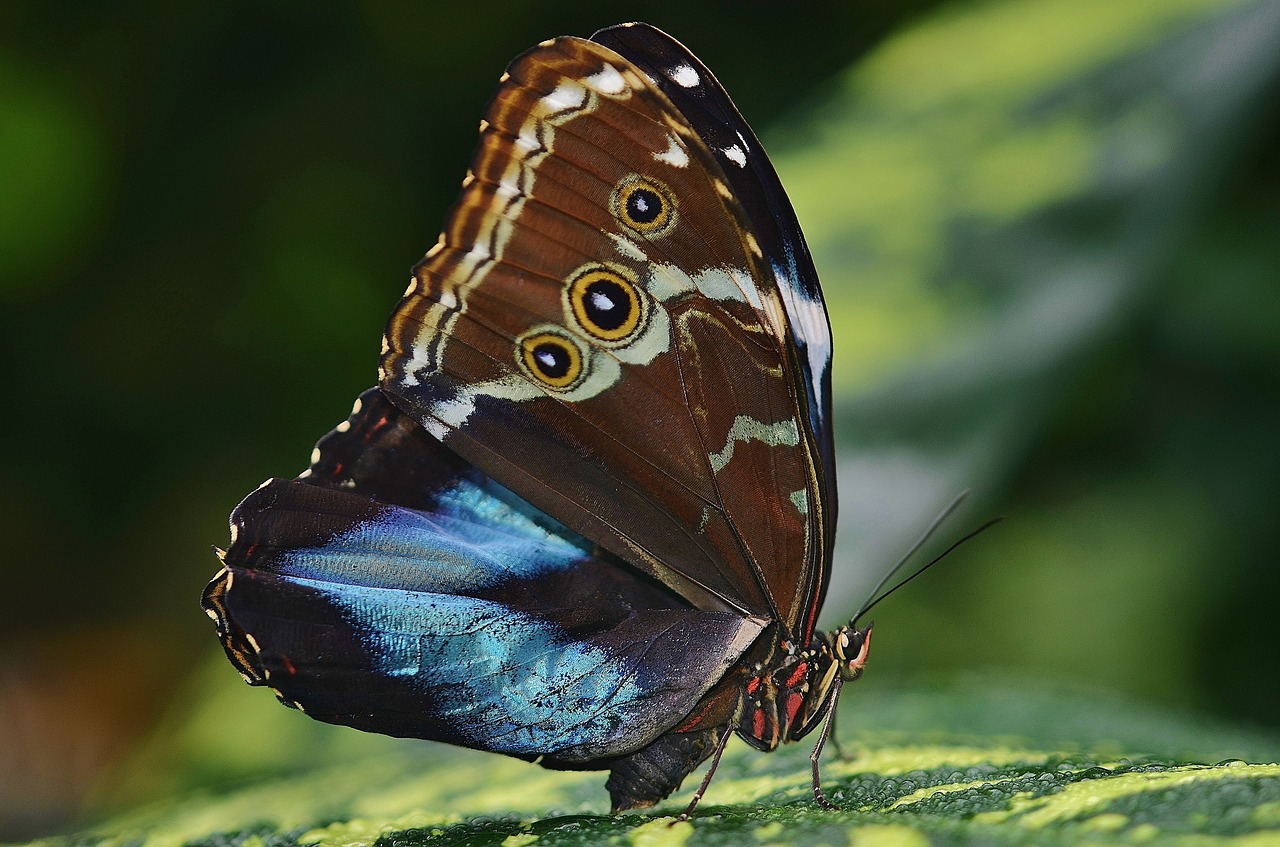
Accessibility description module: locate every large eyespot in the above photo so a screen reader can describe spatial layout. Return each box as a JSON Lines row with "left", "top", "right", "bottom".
{"left": 566, "top": 265, "right": 647, "bottom": 344}
{"left": 517, "top": 329, "right": 585, "bottom": 390}
{"left": 610, "top": 174, "right": 676, "bottom": 237}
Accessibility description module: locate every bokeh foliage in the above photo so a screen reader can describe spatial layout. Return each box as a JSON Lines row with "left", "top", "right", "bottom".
{"left": 1, "top": 0, "right": 1278, "bottom": 840}
{"left": 796, "top": 0, "right": 1280, "bottom": 726}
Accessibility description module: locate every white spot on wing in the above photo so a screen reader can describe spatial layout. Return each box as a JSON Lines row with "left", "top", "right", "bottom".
{"left": 612, "top": 304, "right": 670, "bottom": 365}
{"left": 645, "top": 263, "right": 766, "bottom": 316}
{"left": 419, "top": 414, "right": 446, "bottom": 440}
{"left": 584, "top": 64, "right": 627, "bottom": 95}
{"left": 697, "top": 265, "right": 763, "bottom": 313}
{"left": 645, "top": 263, "right": 697, "bottom": 300}
{"left": 722, "top": 144, "right": 747, "bottom": 168}
{"left": 515, "top": 125, "right": 541, "bottom": 152}
{"left": 710, "top": 415, "right": 800, "bottom": 474}
{"left": 775, "top": 274, "right": 834, "bottom": 425}
{"left": 653, "top": 134, "right": 689, "bottom": 168}
{"left": 426, "top": 375, "right": 533, "bottom": 432}
{"left": 607, "top": 232, "right": 648, "bottom": 262}
{"left": 494, "top": 177, "right": 520, "bottom": 200}
{"left": 669, "top": 63, "right": 700, "bottom": 88}
{"left": 696, "top": 506, "right": 711, "bottom": 531}
{"left": 540, "top": 80, "right": 588, "bottom": 113}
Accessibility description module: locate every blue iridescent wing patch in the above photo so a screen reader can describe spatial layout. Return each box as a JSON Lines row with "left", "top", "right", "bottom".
{"left": 204, "top": 389, "right": 764, "bottom": 760}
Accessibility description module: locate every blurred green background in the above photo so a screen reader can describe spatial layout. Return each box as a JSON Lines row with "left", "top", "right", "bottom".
{"left": 2, "top": 0, "right": 1277, "bottom": 840}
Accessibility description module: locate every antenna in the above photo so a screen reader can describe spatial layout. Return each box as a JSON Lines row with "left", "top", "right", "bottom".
{"left": 851, "top": 492, "right": 1000, "bottom": 626}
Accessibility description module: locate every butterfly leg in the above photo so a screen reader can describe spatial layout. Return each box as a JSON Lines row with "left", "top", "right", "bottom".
{"left": 673, "top": 727, "right": 734, "bottom": 824}
{"left": 809, "top": 678, "right": 844, "bottom": 809}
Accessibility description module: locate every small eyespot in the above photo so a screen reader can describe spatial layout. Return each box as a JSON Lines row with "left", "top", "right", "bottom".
{"left": 611, "top": 174, "right": 676, "bottom": 237}
{"left": 517, "top": 330, "right": 585, "bottom": 390}
{"left": 567, "top": 265, "right": 647, "bottom": 344}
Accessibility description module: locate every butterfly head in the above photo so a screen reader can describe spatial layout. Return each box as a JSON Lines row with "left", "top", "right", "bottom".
{"left": 833, "top": 622, "right": 873, "bottom": 682}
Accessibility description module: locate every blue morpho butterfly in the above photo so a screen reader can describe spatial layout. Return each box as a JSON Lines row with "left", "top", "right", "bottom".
{"left": 204, "top": 22, "right": 884, "bottom": 818}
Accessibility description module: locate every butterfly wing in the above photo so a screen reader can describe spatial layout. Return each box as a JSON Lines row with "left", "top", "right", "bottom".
{"left": 203, "top": 389, "right": 764, "bottom": 760}
{"left": 589, "top": 23, "right": 834, "bottom": 469}
{"left": 381, "top": 35, "right": 833, "bottom": 639}
{"left": 591, "top": 22, "right": 838, "bottom": 643}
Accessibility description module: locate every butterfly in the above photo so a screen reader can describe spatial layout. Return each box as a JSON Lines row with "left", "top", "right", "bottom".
{"left": 203, "top": 22, "right": 874, "bottom": 818}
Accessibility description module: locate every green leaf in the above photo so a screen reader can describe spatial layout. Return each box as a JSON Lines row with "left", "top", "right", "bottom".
{"left": 21, "top": 679, "right": 1280, "bottom": 847}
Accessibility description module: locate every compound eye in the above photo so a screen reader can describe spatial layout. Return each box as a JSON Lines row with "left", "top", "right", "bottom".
{"left": 611, "top": 174, "right": 676, "bottom": 237}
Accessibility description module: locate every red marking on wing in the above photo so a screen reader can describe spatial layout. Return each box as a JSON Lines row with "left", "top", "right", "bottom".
{"left": 785, "top": 692, "right": 804, "bottom": 724}
{"left": 785, "top": 661, "right": 808, "bottom": 689}
{"left": 675, "top": 692, "right": 725, "bottom": 732}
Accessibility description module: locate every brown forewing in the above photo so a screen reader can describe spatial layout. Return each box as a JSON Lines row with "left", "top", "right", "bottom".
{"left": 382, "top": 36, "right": 823, "bottom": 634}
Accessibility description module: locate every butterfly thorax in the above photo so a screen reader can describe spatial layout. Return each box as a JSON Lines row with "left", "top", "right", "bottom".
{"left": 734, "top": 623, "right": 873, "bottom": 751}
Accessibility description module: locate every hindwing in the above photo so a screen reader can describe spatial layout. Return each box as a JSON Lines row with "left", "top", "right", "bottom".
{"left": 203, "top": 389, "right": 765, "bottom": 759}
